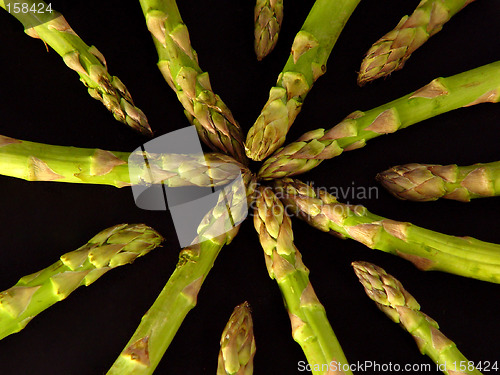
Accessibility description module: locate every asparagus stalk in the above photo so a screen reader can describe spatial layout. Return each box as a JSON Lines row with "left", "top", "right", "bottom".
{"left": 245, "top": 0, "right": 361, "bottom": 161}
{"left": 254, "top": 0, "right": 284, "bottom": 60}
{"left": 0, "top": 224, "right": 163, "bottom": 340}
{"left": 357, "top": 0, "right": 475, "bottom": 86}
{"left": 352, "top": 261, "right": 483, "bottom": 375}
{"left": 377, "top": 161, "right": 500, "bottom": 202}
{"left": 254, "top": 186, "right": 351, "bottom": 375}
{"left": 259, "top": 61, "right": 500, "bottom": 179}
{"left": 217, "top": 302, "right": 256, "bottom": 375}
{"left": 107, "top": 173, "right": 255, "bottom": 375}
{"left": 138, "top": 0, "right": 247, "bottom": 163}
{"left": 273, "top": 178, "right": 500, "bottom": 283}
{"left": 0, "top": 0, "right": 151, "bottom": 135}
{"left": 0, "top": 134, "right": 248, "bottom": 188}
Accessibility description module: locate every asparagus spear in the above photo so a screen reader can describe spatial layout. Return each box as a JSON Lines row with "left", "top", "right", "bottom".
{"left": 357, "top": 0, "right": 475, "bottom": 86}
{"left": 273, "top": 178, "right": 500, "bottom": 283}
{"left": 107, "top": 173, "right": 255, "bottom": 375}
{"left": 217, "top": 302, "right": 256, "bottom": 375}
{"left": 254, "top": 0, "right": 284, "bottom": 60}
{"left": 245, "top": 0, "right": 361, "bottom": 161}
{"left": 352, "top": 261, "right": 483, "bottom": 375}
{"left": 0, "top": 224, "right": 163, "bottom": 340}
{"left": 0, "top": 134, "right": 248, "bottom": 188}
{"left": 138, "top": 0, "right": 247, "bottom": 163}
{"left": 254, "top": 186, "right": 351, "bottom": 375}
{"left": 259, "top": 60, "right": 500, "bottom": 179}
{"left": 0, "top": 0, "right": 151, "bottom": 135}
{"left": 377, "top": 161, "right": 500, "bottom": 202}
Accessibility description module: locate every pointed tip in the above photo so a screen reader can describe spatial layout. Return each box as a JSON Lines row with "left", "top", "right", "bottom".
{"left": 357, "top": 76, "right": 367, "bottom": 87}
{"left": 357, "top": 68, "right": 376, "bottom": 86}
{"left": 351, "top": 260, "right": 362, "bottom": 269}
{"left": 127, "top": 117, "right": 153, "bottom": 137}
{"left": 140, "top": 124, "right": 154, "bottom": 137}
{"left": 351, "top": 261, "right": 368, "bottom": 278}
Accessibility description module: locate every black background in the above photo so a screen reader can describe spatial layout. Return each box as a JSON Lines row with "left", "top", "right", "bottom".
{"left": 1, "top": 1, "right": 499, "bottom": 374}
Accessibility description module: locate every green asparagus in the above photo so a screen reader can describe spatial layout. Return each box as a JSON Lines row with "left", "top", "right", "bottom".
{"left": 358, "top": 0, "right": 475, "bottom": 86}
{"left": 0, "top": 224, "right": 163, "bottom": 340}
{"left": 0, "top": 0, "right": 151, "bottom": 135}
{"left": 138, "top": 0, "right": 247, "bottom": 163}
{"left": 217, "top": 302, "right": 256, "bottom": 375}
{"left": 254, "top": 0, "right": 284, "bottom": 60}
{"left": 254, "top": 186, "right": 351, "bottom": 375}
{"left": 352, "top": 261, "right": 482, "bottom": 375}
{"left": 259, "top": 60, "right": 500, "bottom": 179}
{"left": 377, "top": 161, "right": 500, "bottom": 202}
{"left": 0, "top": 134, "right": 248, "bottom": 188}
{"left": 245, "top": 0, "right": 361, "bottom": 161}
{"left": 107, "top": 173, "right": 255, "bottom": 375}
{"left": 274, "top": 178, "right": 500, "bottom": 283}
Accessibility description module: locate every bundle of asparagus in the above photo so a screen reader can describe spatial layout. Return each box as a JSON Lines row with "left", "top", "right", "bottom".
{"left": 1, "top": 1, "right": 499, "bottom": 374}
{"left": 377, "top": 161, "right": 500, "bottom": 202}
